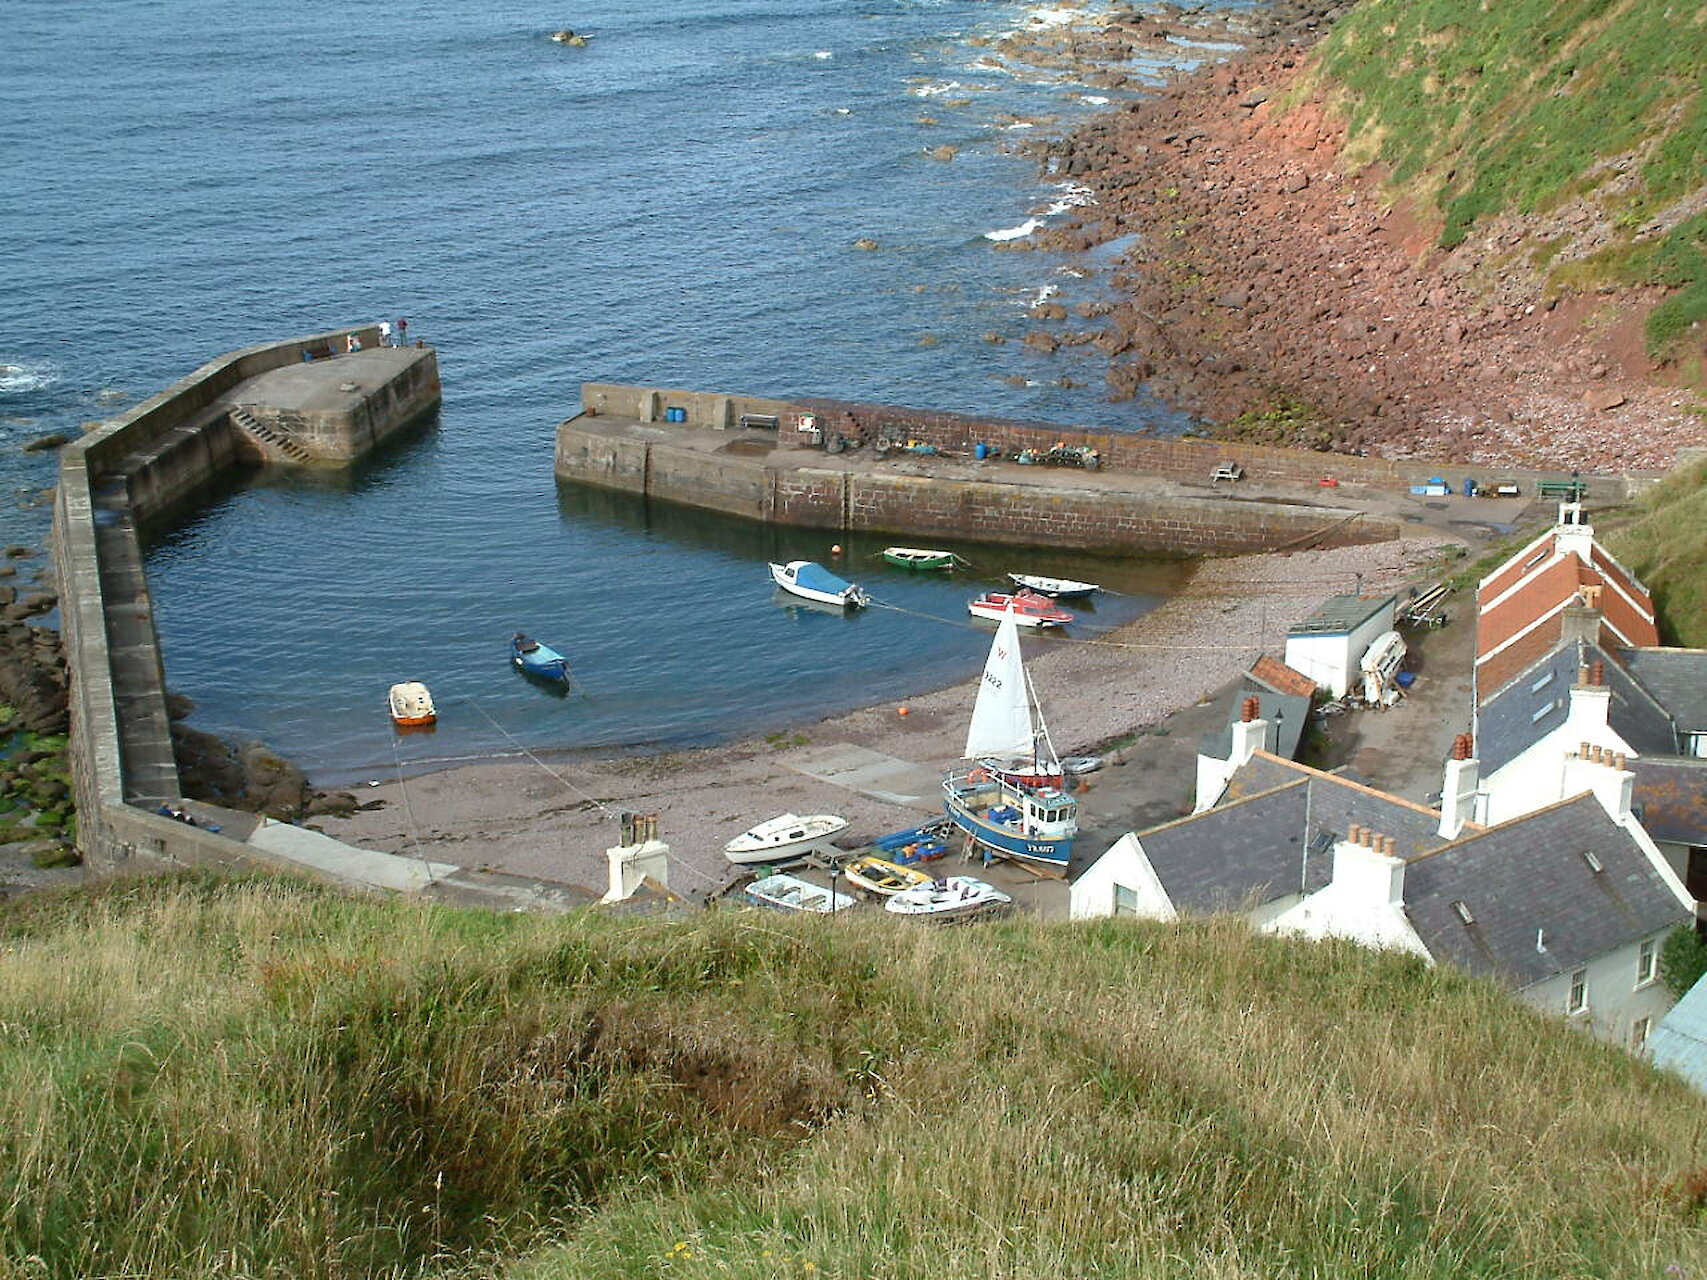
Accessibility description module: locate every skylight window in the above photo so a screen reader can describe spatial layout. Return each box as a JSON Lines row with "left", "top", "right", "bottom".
{"left": 1452, "top": 900, "right": 1475, "bottom": 925}
{"left": 1580, "top": 848, "right": 1604, "bottom": 874}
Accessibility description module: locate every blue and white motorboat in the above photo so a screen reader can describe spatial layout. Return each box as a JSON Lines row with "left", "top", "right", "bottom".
{"left": 769, "top": 560, "right": 870, "bottom": 609}
{"left": 1007, "top": 572, "right": 1100, "bottom": 599}
{"left": 941, "top": 605, "right": 1077, "bottom": 874}
{"left": 511, "top": 632, "right": 572, "bottom": 685}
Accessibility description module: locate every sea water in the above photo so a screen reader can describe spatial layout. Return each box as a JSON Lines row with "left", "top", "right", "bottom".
{"left": 1, "top": 0, "right": 1246, "bottom": 782}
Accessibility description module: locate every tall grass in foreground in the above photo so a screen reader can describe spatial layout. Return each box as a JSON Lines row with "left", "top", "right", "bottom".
{"left": 3, "top": 873, "right": 1707, "bottom": 1278}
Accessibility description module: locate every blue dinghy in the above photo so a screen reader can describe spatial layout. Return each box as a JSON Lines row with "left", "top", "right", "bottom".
{"left": 511, "top": 632, "right": 572, "bottom": 685}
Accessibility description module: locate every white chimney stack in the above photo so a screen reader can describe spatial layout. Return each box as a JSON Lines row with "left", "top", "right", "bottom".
{"left": 1438, "top": 733, "right": 1480, "bottom": 840}
{"left": 603, "top": 813, "right": 671, "bottom": 904}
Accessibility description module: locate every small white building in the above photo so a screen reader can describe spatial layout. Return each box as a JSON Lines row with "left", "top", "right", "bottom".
{"left": 1283, "top": 594, "right": 1397, "bottom": 699}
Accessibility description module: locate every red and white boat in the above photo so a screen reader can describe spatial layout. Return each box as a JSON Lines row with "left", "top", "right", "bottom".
{"left": 967, "top": 590, "right": 1073, "bottom": 628}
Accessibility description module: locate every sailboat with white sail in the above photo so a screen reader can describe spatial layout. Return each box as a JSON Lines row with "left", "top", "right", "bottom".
{"left": 941, "top": 604, "right": 1078, "bottom": 874}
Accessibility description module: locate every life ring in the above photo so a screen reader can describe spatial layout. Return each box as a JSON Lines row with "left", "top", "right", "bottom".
{"left": 968, "top": 767, "right": 990, "bottom": 784}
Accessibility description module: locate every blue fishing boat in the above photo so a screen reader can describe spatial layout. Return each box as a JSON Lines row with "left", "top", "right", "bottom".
{"left": 511, "top": 632, "right": 572, "bottom": 685}
{"left": 941, "top": 606, "right": 1077, "bottom": 874}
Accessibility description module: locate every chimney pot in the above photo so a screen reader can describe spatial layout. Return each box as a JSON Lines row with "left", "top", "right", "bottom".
{"left": 1384, "top": 835, "right": 1397, "bottom": 857}
{"left": 1347, "top": 823, "right": 1362, "bottom": 845}
{"left": 1580, "top": 740, "right": 1591, "bottom": 759}
{"left": 1592, "top": 659, "right": 1605, "bottom": 686}
{"left": 1614, "top": 752, "right": 1626, "bottom": 770}
{"left": 1578, "top": 664, "right": 1591, "bottom": 687}
{"left": 1241, "top": 696, "right": 1258, "bottom": 723}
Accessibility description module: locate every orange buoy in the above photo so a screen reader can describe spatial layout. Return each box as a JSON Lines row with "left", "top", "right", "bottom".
{"left": 831, "top": 543, "right": 844, "bottom": 555}
{"left": 898, "top": 705, "right": 910, "bottom": 717}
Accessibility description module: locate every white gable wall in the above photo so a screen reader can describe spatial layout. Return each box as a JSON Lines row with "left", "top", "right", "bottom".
{"left": 1479, "top": 688, "right": 1637, "bottom": 825}
{"left": 1284, "top": 604, "right": 1394, "bottom": 699}
{"left": 1069, "top": 833, "right": 1176, "bottom": 921}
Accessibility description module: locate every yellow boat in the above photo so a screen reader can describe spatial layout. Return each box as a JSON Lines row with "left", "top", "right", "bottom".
{"left": 842, "top": 855, "right": 934, "bottom": 897}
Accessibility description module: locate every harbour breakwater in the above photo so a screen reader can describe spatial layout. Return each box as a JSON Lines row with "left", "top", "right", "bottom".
{"left": 52, "top": 328, "right": 443, "bottom": 878}
{"left": 559, "top": 382, "right": 1425, "bottom": 556}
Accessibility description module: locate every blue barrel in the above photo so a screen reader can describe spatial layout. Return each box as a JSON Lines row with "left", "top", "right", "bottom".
{"left": 974, "top": 442, "right": 989, "bottom": 459}
{"left": 1396, "top": 671, "right": 1416, "bottom": 689}
{"left": 665, "top": 406, "right": 686, "bottom": 423}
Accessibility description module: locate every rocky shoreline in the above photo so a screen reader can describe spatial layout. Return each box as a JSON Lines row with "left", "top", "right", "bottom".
{"left": 1009, "top": 4, "right": 1704, "bottom": 471}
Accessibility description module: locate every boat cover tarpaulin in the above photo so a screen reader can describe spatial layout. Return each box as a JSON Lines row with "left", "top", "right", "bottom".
{"left": 794, "top": 562, "right": 855, "bottom": 595}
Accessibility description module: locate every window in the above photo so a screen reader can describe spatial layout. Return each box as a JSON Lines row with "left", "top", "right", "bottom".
{"left": 1687, "top": 732, "right": 1707, "bottom": 760}
{"left": 1580, "top": 848, "right": 1604, "bottom": 874}
{"left": 1451, "top": 899, "right": 1475, "bottom": 925}
{"left": 1113, "top": 884, "right": 1139, "bottom": 917}
{"left": 1632, "top": 1016, "right": 1652, "bottom": 1052}
{"left": 1530, "top": 699, "right": 1561, "bottom": 724}
{"left": 1638, "top": 938, "right": 1657, "bottom": 987}
{"left": 1530, "top": 669, "right": 1557, "bottom": 693}
{"left": 1567, "top": 969, "right": 1588, "bottom": 1015}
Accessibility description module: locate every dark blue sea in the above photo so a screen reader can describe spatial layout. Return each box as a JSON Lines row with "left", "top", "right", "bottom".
{"left": 1, "top": 0, "right": 1249, "bottom": 783}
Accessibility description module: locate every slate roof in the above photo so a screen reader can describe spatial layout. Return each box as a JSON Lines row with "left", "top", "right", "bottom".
{"left": 1197, "top": 687, "right": 1311, "bottom": 764}
{"left": 1475, "top": 639, "right": 1679, "bottom": 775}
{"left": 1131, "top": 782, "right": 1322, "bottom": 913}
{"left": 1221, "top": 752, "right": 1455, "bottom": 862}
{"left": 1404, "top": 793, "right": 1688, "bottom": 987}
{"left": 1651, "top": 975, "right": 1707, "bottom": 1093}
{"left": 1621, "top": 649, "right": 1707, "bottom": 733}
{"left": 1631, "top": 756, "right": 1707, "bottom": 847}
{"left": 1288, "top": 593, "right": 1396, "bottom": 637}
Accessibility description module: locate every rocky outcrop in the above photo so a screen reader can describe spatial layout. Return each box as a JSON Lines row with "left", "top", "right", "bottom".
{"left": 1014, "top": 9, "right": 1705, "bottom": 469}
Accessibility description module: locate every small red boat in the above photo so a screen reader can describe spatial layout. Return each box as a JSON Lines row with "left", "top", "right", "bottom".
{"left": 967, "top": 589, "right": 1074, "bottom": 628}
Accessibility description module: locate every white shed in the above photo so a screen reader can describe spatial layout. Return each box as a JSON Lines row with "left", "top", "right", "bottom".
{"left": 1283, "top": 594, "right": 1397, "bottom": 698}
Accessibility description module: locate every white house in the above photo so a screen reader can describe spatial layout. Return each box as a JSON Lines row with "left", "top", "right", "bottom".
{"left": 1283, "top": 593, "right": 1397, "bottom": 699}
{"left": 1073, "top": 735, "right": 1692, "bottom": 1048}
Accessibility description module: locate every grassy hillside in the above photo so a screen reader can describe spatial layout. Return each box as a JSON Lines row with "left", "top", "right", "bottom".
{"left": 4, "top": 873, "right": 1707, "bottom": 1278}
{"left": 1603, "top": 454, "right": 1707, "bottom": 646}
{"left": 1315, "top": 0, "right": 1707, "bottom": 365}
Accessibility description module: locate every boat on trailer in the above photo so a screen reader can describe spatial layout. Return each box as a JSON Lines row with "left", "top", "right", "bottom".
{"left": 942, "top": 604, "right": 1078, "bottom": 875}
{"left": 724, "top": 812, "right": 849, "bottom": 865}
{"left": 1007, "top": 572, "right": 1100, "bottom": 599}
{"left": 769, "top": 560, "right": 870, "bottom": 609}
{"left": 967, "top": 590, "right": 1074, "bottom": 628}
{"left": 388, "top": 681, "right": 437, "bottom": 728}
{"left": 882, "top": 546, "right": 961, "bottom": 571}
{"left": 884, "top": 876, "right": 1013, "bottom": 920}
{"left": 745, "top": 873, "right": 856, "bottom": 914}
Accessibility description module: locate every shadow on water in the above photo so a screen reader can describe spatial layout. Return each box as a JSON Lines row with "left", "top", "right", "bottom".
{"left": 554, "top": 478, "right": 1201, "bottom": 598}
{"left": 137, "top": 408, "right": 443, "bottom": 549}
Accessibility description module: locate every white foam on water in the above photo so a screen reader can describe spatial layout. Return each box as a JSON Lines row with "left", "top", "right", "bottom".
{"left": 1032, "top": 284, "right": 1060, "bottom": 305}
{"left": 1080, "top": 94, "right": 1109, "bottom": 105}
{"left": 813, "top": 50, "right": 833, "bottom": 59}
{"left": 1045, "top": 182, "right": 1095, "bottom": 216}
{"left": 911, "top": 79, "right": 966, "bottom": 97}
{"left": 1003, "top": 120, "right": 1035, "bottom": 130}
{"left": 0, "top": 360, "right": 61, "bottom": 395}
{"left": 984, "top": 218, "right": 1042, "bottom": 241}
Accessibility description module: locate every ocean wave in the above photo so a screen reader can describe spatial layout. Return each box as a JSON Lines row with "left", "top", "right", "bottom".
{"left": 984, "top": 218, "right": 1042, "bottom": 241}
{"left": 0, "top": 360, "right": 61, "bottom": 395}
{"left": 1045, "top": 183, "right": 1095, "bottom": 216}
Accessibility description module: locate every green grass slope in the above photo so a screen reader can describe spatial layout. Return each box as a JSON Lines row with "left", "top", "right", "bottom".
{"left": 1603, "top": 455, "right": 1707, "bottom": 646}
{"left": 1315, "top": 0, "right": 1707, "bottom": 363}
{"left": 6, "top": 873, "right": 1707, "bottom": 1278}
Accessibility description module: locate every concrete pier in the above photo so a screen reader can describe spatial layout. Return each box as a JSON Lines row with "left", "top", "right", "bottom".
{"left": 52, "top": 327, "right": 450, "bottom": 876}
{"left": 557, "top": 383, "right": 1402, "bottom": 556}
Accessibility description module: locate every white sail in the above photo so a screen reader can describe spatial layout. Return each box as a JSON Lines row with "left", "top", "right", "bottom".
{"left": 964, "top": 606, "right": 1035, "bottom": 760}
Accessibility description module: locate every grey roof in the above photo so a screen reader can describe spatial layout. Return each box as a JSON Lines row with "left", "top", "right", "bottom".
{"left": 1652, "top": 975, "right": 1707, "bottom": 1093}
{"left": 1132, "top": 781, "right": 1324, "bottom": 913}
{"left": 1622, "top": 649, "right": 1707, "bottom": 733}
{"left": 1197, "top": 686, "right": 1311, "bottom": 763}
{"left": 1221, "top": 754, "right": 1451, "bottom": 862}
{"left": 1632, "top": 756, "right": 1707, "bottom": 847}
{"left": 1405, "top": 793, "right": 1688, "bottom": 987}
{"left": 1476, "top": 639, "right": 1678, "bottom": 774}
{"left": 1133, "top": 753, "right": 1455, "bottom": 913}
{"left": 1288, "top": 593, "right": 1397, "bottom": 638}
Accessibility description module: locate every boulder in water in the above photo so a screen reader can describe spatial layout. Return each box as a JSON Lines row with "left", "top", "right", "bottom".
{"left": 550, "top": 29, "right": 589, "bottom": 46}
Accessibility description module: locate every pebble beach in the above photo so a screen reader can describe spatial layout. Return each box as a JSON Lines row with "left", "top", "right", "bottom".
{"left": 319, "top": 533, "right": 1457, "bottom": 899}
